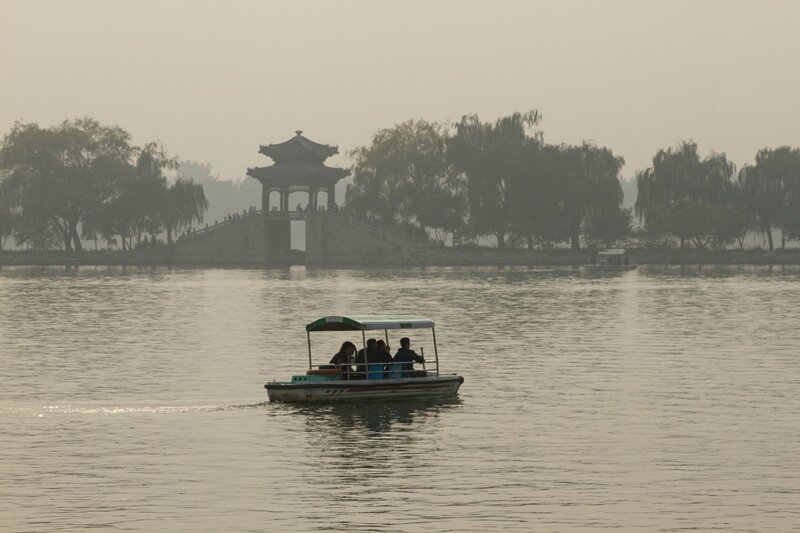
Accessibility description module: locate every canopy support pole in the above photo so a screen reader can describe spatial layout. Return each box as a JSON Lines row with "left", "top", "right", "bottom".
{"left": 307, "top": 331, "right": 312, "bottom": 370}
{"left": 361, "top": 330, "right": 367, "bottom": 379}
{"left": 431, "top": 326, "right": 440, "bottom": 376}
{"left": 385, "top": 329, "right": 390, "bottom": 380}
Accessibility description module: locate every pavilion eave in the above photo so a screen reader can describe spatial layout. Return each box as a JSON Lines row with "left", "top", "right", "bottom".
{"left": 246, "top": 164, "right": 349, "bottom": 185}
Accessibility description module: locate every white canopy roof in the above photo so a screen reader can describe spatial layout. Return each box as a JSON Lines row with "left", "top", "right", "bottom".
{"left": 306, "top": 315, "right": 435, "bottom": 332}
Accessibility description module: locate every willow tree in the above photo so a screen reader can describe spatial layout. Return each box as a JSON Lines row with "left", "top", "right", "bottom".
{"left": 718, "top": 174, "right": 757, "bottom": 250}
{"left": 780, "top": 148, "right": 800, "bottom": 244}
{"left": 346, "top": 131, "right": 406, "bottom": 226}
{"left": 160, "top": 178, "right": 208, "bottom": 244}
{"left": 586, "top": 207, "right": 633, "bottom": 248}
{"left": 558, "top": 143, "right": 625, "bottom": 251}
{"left": 346, "top": 120, "right": 462, "bottom": 241}
{"left": 133, "top": 143, "right": 178, "bottom": 245}
{"left": 508, "top": 143, "right": 568, "bottom": 249}
{"left": 740, "top": 146, "right": 800, "bottom": 250}
{"left": 636, "top": 141, "right": 733, "bottom": 249}
{"left": 82, "top": 143, "right": 205, "bottom": 248}
{"left": 0, "top": 178, "right": 15, "bottom": 250}
{"left": 447, "top": 111, "right": 541, "bottom": 249}
{"left": 82, "top": 163, "right": 137, "bottom": 250}
{"left": 82, "top": 142, "right": 182, "bottom": 249}
{"left": 0, "top": 119, "right": 134, "bottom": 252}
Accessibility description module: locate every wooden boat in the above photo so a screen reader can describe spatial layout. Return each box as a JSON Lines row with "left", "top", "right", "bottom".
{"left": 584, "top": 248, "right": 638, "bottom": 271}
{"left": 265, "top": 315, "right": 464, "bottom": 403}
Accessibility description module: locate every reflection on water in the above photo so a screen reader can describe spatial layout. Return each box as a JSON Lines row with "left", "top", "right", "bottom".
{"left": 294, "top": 398, "right": 461, "bottom": 435}
{"left": 1, "top": 265, "right": 800, "bottom": 532}
{"left": 290, "top": 399, "right": 462, "bottom": 489}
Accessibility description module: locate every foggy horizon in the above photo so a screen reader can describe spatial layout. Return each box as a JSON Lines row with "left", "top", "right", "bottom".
{"left": 3, "top": 0, "right": 799, "bottom": 180}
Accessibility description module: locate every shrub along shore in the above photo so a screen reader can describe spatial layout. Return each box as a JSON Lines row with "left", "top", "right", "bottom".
{"left": 2, "top": 248, "right": 800, "bottom": 267}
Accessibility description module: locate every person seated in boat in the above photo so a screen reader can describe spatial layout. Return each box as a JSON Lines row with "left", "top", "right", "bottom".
{"left": 392, "top": 337, "right": 425, "bottom": 378}
{"left": 371, "top": 339, "right": 393, "bottom": 378}
{"left": 355, "top": 338, "right": 392, "bottom": 379}
{"left": 354, "top": 338, "right": 377, "bottom": 379}
{"left": 329, "top": 341, "right": 356, "bottom": 379}
{"left": 376, "top": 339, "right": 390, "bottom": 356}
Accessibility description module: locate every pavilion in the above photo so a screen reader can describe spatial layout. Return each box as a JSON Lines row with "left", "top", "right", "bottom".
{"left": 246, "top": 131, "right": 350, "bottom": 213}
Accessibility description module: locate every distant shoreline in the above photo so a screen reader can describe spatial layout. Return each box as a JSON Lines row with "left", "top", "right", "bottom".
{"left": 2, "top": 249, "right": 800, "bottom": 267}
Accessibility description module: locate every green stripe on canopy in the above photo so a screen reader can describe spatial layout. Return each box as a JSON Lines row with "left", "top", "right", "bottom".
{"left": 306, "top": 315, "right": 435, "bottom": 332}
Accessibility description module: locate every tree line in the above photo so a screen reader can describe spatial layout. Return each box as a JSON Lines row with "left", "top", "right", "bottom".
{"left": 3, "top": 114, "right": 797, "bottom": 253}
{"left": 636, "top": 142, "right": 800, "bottom": 251}
{"left": 0, "top": 118, "right": 207, "bottom": 251}
{"left": 346, "top": 112, "right": 629, "bottom": 250}
{"left": 346, "top": 112, "right": 800, "bottom": 251}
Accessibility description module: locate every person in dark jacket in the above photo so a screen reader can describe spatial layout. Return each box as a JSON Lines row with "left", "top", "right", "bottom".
{"left": 330, "top": 341, "right": 356, "bottom": 379}
{"left": 354, "top": 338, "right": 393, "bottom": 379}
{"left": 375, "top": 340, "right": 392, "bottom": 360}
{"left": 371, "top": 340, "right": 393, "bottom": 377}
{"left": 392, "top": 337, "right": 425, "bottom": 377}
{"left": 354, "top": 338, "right": 378, "bottom": 379}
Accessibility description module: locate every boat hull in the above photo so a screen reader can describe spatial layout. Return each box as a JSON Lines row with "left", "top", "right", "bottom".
{"left": 265, "top": 374, "right": 464, "bottom": 403}
{"left": 583, "top": 264, "right": 638, "bottom": 271}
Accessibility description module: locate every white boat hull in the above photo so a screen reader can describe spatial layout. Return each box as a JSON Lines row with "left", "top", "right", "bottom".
{"left": 265, "top": 374, "right": 464, "bottom": 403}
{"left": 583, "top": 264, "right": 638, "bottom": 271}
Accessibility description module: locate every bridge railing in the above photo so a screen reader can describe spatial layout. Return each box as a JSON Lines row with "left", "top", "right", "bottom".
{"left": 177, "top": 208, "right": 311, "bottom": 242}
{"left": 176, "top": 207, "right": 431, "bottom": 247}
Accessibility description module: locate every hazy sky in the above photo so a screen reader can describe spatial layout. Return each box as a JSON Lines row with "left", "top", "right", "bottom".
{"left": 2, "top": 0, "right": 799, "bottom": 180}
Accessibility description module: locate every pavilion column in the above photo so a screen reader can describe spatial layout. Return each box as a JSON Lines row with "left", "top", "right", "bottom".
{"left": 327, "top": 184, "right": 335, "bottom": 210}
{"left": 281, "top": 187, "right": 289, "bottom": 212}
{"left": 309, "top": 186, "right": 318, "bottom": 210}
{"left": 261, "top": 183, "right": 268, "bottom": 213}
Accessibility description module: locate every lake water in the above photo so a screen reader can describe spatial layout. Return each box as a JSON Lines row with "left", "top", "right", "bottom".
{"left": 1, "top": 265, "right": 799, "bottom": 532}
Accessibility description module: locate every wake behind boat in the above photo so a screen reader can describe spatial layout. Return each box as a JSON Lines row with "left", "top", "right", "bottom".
{"left": 265, "top": 315, "right": 464, "bottom": 403}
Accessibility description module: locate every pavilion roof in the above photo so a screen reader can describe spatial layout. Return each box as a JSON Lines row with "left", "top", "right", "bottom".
{"left": 246, "top": 163, "right": 349, "bottom": 186}
{"left": 259, "top": 131, "right": 338, "bottom": 164}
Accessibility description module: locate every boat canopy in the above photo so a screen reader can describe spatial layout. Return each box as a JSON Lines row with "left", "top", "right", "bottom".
{"left": 598, "top": 249, "right": 627, "bottom": 256}
{"left": 306, "top": 315, "right": 435, "bottom": 332}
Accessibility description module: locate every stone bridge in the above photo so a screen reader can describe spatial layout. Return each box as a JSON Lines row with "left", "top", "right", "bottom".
{"left": 172, "top": 210, "right": 429, "bottom": 266}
